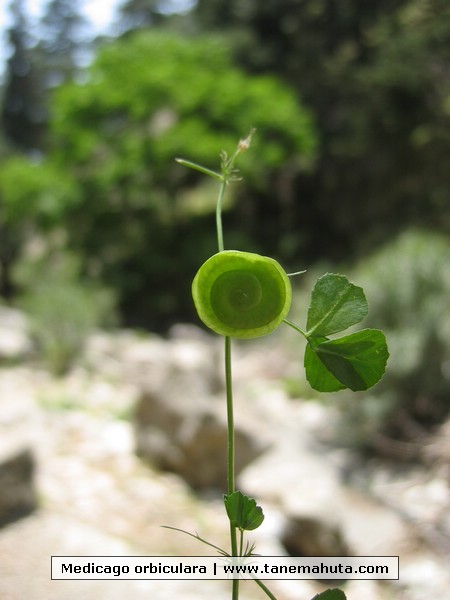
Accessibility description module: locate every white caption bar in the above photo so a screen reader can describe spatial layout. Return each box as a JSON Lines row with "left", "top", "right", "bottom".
{"left": 51, "top": 555, "right": 399, "bottom": 580}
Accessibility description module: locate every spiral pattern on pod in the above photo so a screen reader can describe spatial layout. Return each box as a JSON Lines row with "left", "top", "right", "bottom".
{"left": 192, "top": 250, "right": 292, "bottom": 338}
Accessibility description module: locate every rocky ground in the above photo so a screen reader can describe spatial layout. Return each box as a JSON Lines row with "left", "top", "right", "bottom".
{"left": 0, "top": 307, "right": 449, "bottom": 600}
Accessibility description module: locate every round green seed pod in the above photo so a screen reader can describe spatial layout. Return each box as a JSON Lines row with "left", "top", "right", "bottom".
{"left": 192, "top": 250, "right": 292, "bottom": 338}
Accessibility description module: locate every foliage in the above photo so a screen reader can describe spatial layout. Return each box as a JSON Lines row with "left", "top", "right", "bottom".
{"left": 224, "top": 491, "right": 264, "bottom": 532}
{"left": 114, "top": 0, "right": 169, "bottom": 35}
{"left": 0, "top": 154, "right": 79, "bottom": 297}
{"left": 313, "top": 592, "right": 347, "bottom": 600}
{"left": 39, "top": 0, "right": 89, "bottom": 88}
{"left": 52, "top": 31, "right": 316, "bottom": 173}
{"left": 18, "top": 253, "right": 117, "bottom": 375}
{"left": 340, "top": 229, "right": 450, "bottom": 449}
{"left": 304, "top": 278, "right": 388, "bottom": 392}
{"left": 192, "top": 0, "right": 450, "bottom": 261}
{"left": 49, "top": 30, "right": 317, "bottom": 329}
{"left": 1, "top": 0, "right": 47, "bottom": 151}
{"left": 0, "top": 154, "right": 78, "bottom": 226}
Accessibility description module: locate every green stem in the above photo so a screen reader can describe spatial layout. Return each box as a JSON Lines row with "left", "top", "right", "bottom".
{"left": 225, "top": 335, "right": 235, "bottom": 497}
{"left": 216, "top": 135, "right": 254, "bottom": 600}
{"left": 283, "top": 318, "right": 309, "bottom": 339}
{"left": 253, "top": 578, "right": 279, "bottom": 600}
{"left": 239, "top": 529, "right": 244, "bottom": 557}
{"left": 225, "top": 335, "right": 240, "bottom": 600}
{"left": 216, "top": 178, "right": 227, "bottom": 252}
{"left": 219, "top": 169, "right": 238, "bottom": 598}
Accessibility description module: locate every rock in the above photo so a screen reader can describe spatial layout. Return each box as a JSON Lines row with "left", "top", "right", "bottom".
{"left": 0, "top": 444, "right": 37, "bottom": 527}
{"left": 281, "top": 515, "right": 351, "bottom": 558}
{"left": 359, "top": 456, "right": 450, "bottom": 556}
{"left": 239, "top": 436, "right": 355, "bottom": 560}
{"left": 238, "top": 422, "right": 417, "bottom": 558}
{"left": 131, "top": 330, "right": 270, "bottom": 489}
{"left": 0, "top": 367, "right": 47, "bottom": 528}
{"left": 0, "top": 511, "right": 235, "bottom": 600}
{"left": 134, "top": 387, "right": 267, "bottom": 490}
{"left": 85, "top": 326, "right": 223, "bottom": 395}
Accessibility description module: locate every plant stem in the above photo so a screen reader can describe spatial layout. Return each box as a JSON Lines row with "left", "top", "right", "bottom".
{"left": 217, "top": 155, "right": 240, "bottom": 599}
{"left": 217, "top": 135, "right": 254, "bottom": 600}
{"left": 225, "top": 336, "right": 236, "bottom": 497}
{"left": 216, "top": 178, "right": 227, "bottom": 252}
{"left": 283, "top": 318, "right": 308, "bottom": 339}
{"left": 225, "top": 334, "right": 240, "bottom": 600}
{"left": 253, "top": 578, "right": 279, "bottom": 600}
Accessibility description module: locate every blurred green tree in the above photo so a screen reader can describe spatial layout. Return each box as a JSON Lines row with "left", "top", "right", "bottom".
{"left": 49, "top": 31, "right": 317, "bottom": 329}
{"left": 17, "top": 252, "right": 117, "bottom": 376}
{"left": 341, "top": 229, "right": 450, "bottom": 453}
{"left": 1, "top": 0, "right": 46, "bottom": 151}
{"left": 0, "top": 154, "right": 79, "bottom": 297}
{"left": 39, "top": 0, "right": 89, "bottom": 87}
{"left": 115, "top": 0, "right": 167, "bottom": 35}
{"left": 192, "top": 0, "right": 450, "bottom": 260}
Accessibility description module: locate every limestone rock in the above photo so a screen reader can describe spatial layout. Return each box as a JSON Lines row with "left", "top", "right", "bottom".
{"left": 0, "top": 444, "right": 37, "bottom": 527}
{"left": 0, "top": 511, "right": 234, "bottom": 600}
{"left": 134, "top": 387, "right": 266, "bottom": 490}
{"left": 239, "top": 425, "right": 416, "bottom": 558}
{"left": 281, "top": 515, "right": 351, "bottom": 558}
{"left": 130, "top": 328, "right": 270, "bottom": 489}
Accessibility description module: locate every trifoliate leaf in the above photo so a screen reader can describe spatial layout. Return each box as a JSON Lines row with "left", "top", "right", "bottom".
{"left": 224, "top": 491, "right": 264, "bottom": 531}
{"left": 307, "top": 273, "right": 368, "bottom": 337}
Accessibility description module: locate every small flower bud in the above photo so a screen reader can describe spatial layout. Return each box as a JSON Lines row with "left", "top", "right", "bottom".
{"left": 238, "top": 129, "right": 255, "bottom": 152}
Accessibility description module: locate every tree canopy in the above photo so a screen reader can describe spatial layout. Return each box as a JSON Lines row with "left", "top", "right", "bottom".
{"left": 193, "top": 0, "right": 450, "bottom": 258}
{"left": 48, "top": 30, "right": 317, "bottom": 328}
{"left": 1, "top": 0, "right": 46, "bottom": 151}
{"left": 1, "top": 0, "right": 449, "bottom": 330}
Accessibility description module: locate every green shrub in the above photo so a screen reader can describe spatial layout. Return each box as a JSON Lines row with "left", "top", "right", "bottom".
{"left": 50, "top": 30, "right": 317, "bottom": 329}
{"left": 339, "top": 229, "right": 450, "bottom": 449}
{"left": 18, "top": 254, "right": 116, "bottom": 376}
{"left": 0, "top": 154, "right": 80, "bottom": 298}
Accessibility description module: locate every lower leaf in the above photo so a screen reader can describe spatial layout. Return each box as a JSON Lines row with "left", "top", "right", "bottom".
{"left": 311, "top": 589, "right": 347, "bottom": 600}
{"left": 224, "top": 491, "right": 265, "bottom": 531}
{"left": 305, "top": 329, "right": 389, "bottom": 392}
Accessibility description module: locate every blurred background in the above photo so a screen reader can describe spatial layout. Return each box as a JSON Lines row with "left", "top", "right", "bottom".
{"left": 0, "top": 1, "right": 449, "bottom": 599}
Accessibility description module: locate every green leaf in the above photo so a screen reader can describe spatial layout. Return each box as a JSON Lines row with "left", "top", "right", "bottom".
{"left": 224, "top": 491, "right": 264, "bottom": 531}
{"left": 309, "top": 329, "right": 389, "bottom": 392}
{"left": 311, "top": 589, "right": 347, "bottom": 600}
{"left": 306, "top": 273, "right": 368, "bottom": 337}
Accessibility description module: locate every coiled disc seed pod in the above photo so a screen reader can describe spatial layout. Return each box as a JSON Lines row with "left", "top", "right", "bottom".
{"left": 192, "top": 250, "right": 292, "bottom": 338}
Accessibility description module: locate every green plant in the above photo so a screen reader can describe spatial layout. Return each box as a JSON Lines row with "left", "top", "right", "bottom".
{"left": 337, "top": 228, "right": 450, "bottom": 451}
{"left": 193, "top": 0, "right": 450, "bottom": 262}
{"left": 169, "top": 134, "right": 388, "bottom": 600}
{"left": 0, "top": 154, "right": 80, "bottom": 298}
{"left": 18, "top": 253, "right": 116, "bottom": 376}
